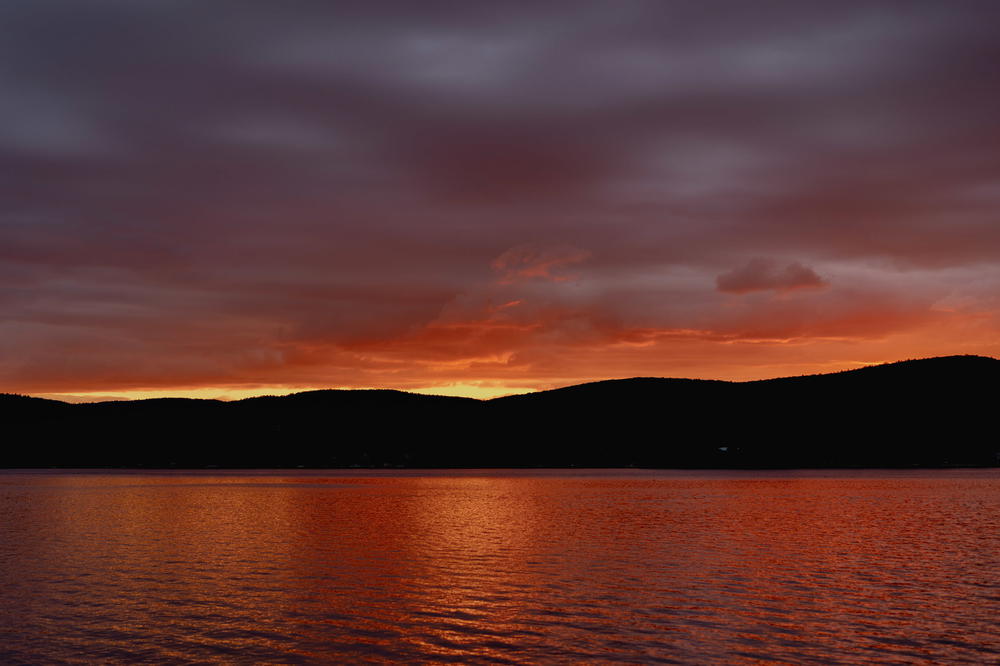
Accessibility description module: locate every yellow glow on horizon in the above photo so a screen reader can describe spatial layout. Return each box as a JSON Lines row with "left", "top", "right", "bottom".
{"left": 409, "top": 383, "right": 537, "bottom": 400}
{"left": 36, "top": 382, "right": 537, "bottom": 403}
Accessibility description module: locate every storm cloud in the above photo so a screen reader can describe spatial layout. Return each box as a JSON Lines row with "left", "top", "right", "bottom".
{"left": 2, "top": 1, "right": 999, "bottom": 396}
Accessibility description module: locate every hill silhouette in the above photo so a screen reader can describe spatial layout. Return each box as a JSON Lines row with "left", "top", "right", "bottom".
{"left": 3, "top": 355, "right": 998, "bottom": 468}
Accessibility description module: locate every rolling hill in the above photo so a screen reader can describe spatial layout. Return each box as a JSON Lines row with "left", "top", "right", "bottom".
{"left": 2, "top": 355, "right": 997, "bottom": 468}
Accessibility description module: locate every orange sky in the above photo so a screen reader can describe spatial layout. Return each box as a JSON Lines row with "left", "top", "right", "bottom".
{"left": 33, "top": 309, "right": 1000, "bottom": 402}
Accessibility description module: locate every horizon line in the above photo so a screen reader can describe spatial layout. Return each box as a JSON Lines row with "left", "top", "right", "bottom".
{"left": 14, "top": 354, "right": 997, "bottom": 405}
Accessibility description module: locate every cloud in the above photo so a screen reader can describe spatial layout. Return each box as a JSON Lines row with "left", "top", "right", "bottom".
{"left": 716, "top": 259, "right": 826, "bottom": 294}
{"left": 2, "top": 1, "right": 1000, "bottom": 394}
{"left": 491, "top": 244, "right": 591, "bottom": 284}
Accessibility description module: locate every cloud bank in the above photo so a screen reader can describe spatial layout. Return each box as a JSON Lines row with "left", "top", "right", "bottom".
{"left": 2, "top": 1, "right": 999, "bottom": 395}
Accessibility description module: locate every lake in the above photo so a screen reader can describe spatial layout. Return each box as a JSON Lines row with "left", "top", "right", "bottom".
{"left": 1, "top": 469, "right": 997, "bottom": 664}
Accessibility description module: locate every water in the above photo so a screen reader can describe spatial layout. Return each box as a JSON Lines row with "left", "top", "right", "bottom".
{"left": 1, "top": 470, "right": 997, "bottom": 664}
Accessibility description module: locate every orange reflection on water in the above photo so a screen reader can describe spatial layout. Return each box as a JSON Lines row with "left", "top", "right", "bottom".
{"left": 4, "top": 470, "right": 998, "bottom": 663}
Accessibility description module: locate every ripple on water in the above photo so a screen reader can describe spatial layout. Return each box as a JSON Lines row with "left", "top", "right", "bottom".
{"left": 0, "top": 470, "right": 998, "bottom": 663}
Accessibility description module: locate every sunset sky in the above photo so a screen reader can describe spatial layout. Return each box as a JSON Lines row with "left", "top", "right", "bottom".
{"left": 3, "top": 1, "right": 1000, "bottom": 401}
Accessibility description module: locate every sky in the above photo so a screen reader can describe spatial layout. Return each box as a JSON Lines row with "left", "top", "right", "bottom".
{"left": 3, "top": 1, "right": 1000, "bottom": 401}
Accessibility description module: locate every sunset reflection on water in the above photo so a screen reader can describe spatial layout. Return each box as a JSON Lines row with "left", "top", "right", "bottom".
{"left": 1, "top": 470, "right": 997, "bottom": 663}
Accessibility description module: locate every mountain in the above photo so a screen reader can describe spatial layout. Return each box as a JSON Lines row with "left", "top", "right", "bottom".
{"left": 2, "top": 355, "right": 998, "bottom": 468}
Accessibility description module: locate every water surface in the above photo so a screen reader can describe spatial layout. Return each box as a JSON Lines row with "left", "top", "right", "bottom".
{"left": 1, "top": 469, "right": 997, "bottom": 663}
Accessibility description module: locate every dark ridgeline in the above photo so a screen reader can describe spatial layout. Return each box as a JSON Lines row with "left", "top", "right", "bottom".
{"left": 3, "top": 355, "right": 998, "bottom": 469}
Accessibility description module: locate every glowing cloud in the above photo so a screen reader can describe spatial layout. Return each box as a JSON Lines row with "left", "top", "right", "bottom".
{"left": 491, "top": 244, "right": 591, "bottom": 284}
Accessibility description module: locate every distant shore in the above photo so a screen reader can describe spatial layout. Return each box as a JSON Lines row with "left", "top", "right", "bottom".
{"left": 4, "top": 355, "right": 998, "bottom": 469}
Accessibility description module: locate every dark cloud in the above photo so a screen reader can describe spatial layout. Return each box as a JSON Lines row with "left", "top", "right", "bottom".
{"left": 2, "top": 1, "right": 1000, "bottom": 393}
{"left": 716, "top": 259, "right": 826, "bottom": 294}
